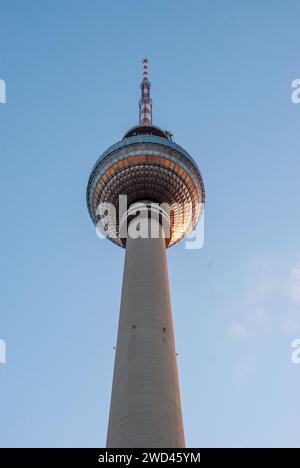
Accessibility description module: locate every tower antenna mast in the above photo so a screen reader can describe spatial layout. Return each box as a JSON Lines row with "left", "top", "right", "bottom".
{"left": 139, "top": 58, "right": 153, "bottom": 125}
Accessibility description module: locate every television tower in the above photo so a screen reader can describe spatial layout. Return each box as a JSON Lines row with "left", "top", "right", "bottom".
{"left": 87, "top": 59, "right": 205, "bottom": 448}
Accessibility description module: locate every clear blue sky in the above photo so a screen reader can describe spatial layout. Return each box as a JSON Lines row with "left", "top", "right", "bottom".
{"left": 1, "top": 0, "right": 300, "bottom": 448}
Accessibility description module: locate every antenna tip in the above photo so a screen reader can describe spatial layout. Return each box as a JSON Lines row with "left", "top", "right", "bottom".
{"left": 142, "top": 58, "right": 149, "bottom": 81}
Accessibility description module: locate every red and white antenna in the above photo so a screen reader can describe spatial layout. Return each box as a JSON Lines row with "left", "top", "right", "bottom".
{"left": 139, "top": 58, "right": 152, "bottom": 125}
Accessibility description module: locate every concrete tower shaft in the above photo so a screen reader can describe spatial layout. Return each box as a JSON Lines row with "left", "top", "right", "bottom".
{"left": 106, "top": 207, "right": 185, "bottom": 448}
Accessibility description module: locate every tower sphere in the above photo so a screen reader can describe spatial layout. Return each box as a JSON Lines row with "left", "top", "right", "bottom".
{"left": 87, "top": 62, "right": 205, "bottom": 247}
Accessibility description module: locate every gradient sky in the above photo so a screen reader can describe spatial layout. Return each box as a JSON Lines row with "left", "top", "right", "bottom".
{"left": 1, "top": 0, "right": 300, "bottom": 448}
